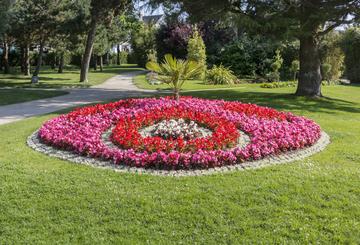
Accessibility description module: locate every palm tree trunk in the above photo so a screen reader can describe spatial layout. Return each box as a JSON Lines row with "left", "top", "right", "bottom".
{"left": 174, "top": 89, "right": 180, "bottom": 101}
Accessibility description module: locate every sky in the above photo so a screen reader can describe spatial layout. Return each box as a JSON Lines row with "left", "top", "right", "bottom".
{"left": 135, "top": 1, "right": 164, "bottom": 16}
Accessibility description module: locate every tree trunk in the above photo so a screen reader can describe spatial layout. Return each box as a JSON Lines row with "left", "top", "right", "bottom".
{"left": 80, "top": 19, "right": 97, "bottom": 82}
{"left": 93, "top": 54, "right": 97, "bottom": 71}
{"left": 58, "top": 53, "right": 64, "bottom": 73}
{"left": 24, "top": 43, "right": 30, "bottom": 76}
{"left": 295, "top": 35, "right": 322, "bottom": 97}
{"left": 51, "top": 55, "right": 56, "bottom": 69}
{"left": 20, "top": 46, "right": 25, "bottom": 73}
{"left": 32, "top": 41, "right": 44, "bottom": 83}
{"left": 99, "top": 55, "right": 103, "bottom": 72}
{"left": 2, "top": 38, "right": 10, "bottom": 74}
{"left": 106, "top": 52, "right": 110, "bottom": 66}
{"left": 117, "top": 44, "right": 120, "bottom": 65}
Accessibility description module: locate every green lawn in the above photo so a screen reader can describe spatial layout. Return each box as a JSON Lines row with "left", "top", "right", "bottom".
{"left": 0, "top": 84, "right": 360, "bottom": 243}
{"left": 134, "top": 74, "right": 247, "bottom": 91}
{"left": 0, "top": 65, "right": 143, "bottom": 89}
{"left": 0, "top": 89, "right": 68, "bottom": 106}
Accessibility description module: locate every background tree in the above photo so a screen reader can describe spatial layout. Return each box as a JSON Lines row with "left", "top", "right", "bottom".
{"left": 149, "top": 0, "right": 360, "bottom": 97}
{"left": 130, "top": 23, "right": 157, "bottom": 67}
{"left": 319, "top": 31, "right": 344, "bottom": 81}
{"left": 341, "top": 28, "right": 360, "bottom": 83}
{"left": 80, "top": 0, "right": 131, "bottom": 82}
{"left": 10, "top": 0, "right": 74, "bottom": 82}
{"left": 218, "top": 35, "right": 278, "bottom": 77}
{"left": 108, "top": 14, "right": 137, "bottom": 65}
{"left": 93, "top": 25, "right": 112, "bottom": 72}
{"left": 0, "top": 0, "right": 13, "bottom": 74}
{"left": 155, "top": 23, "right": 193, "bottom": 60}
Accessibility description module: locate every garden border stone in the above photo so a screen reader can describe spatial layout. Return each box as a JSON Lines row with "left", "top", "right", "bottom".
{"left": 27, "top": 129, "right": 330, "bottom": 177}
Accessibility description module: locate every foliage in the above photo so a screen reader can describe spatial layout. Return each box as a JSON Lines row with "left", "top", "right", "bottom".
{"left": 206, "top": 65, "right": 237, "bottom": 85}
{"left": 219, "top": 35, "right": 278, "bottom": 77}
{"left": 155, "top": 23, "right": 193, "bottom": 60}
{"left": 130, "top": 23, "right": 157, "bottom": 67}
{"left": 146, "top": 54, "right": 203, "bottom": 100}
{"left": 340, "top": 28, "right": 360, "bottom": 83}
{"left": 187, "top": 29, "right": 206, "bottom": 80}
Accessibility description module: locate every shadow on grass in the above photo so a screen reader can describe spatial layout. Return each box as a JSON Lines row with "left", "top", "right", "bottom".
{"left": 185, "top": 90, "right": 360, "bottom": 114}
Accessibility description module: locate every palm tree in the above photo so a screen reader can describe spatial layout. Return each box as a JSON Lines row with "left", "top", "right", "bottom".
{"left": 146, "top": 54, "right": 203, "bottom": 101}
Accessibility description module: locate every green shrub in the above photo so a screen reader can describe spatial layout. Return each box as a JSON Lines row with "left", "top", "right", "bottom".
{"left": 187, "top": 29, "right": 207, "bottom": 80}
{"left": 260, "top": 81, "right": 297, "bottom": 88}
{"left": 261, "top": 80, "right": 341, "bottom": 88}
{"left": 206, "top": 65, "right": 238, "bottom": 85}
{"left": 340, "top": 28, "right": 360, "bottom": 83}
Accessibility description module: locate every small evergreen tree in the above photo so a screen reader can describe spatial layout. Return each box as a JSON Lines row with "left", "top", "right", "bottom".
{"left": 290, "top": 60, "right": 300, "bottom": 82}
{"left": 187, "top": 29, "right": 206, "bottom": 80}
{"left": 267, "top": 49, "right": 283, "bottom": 82}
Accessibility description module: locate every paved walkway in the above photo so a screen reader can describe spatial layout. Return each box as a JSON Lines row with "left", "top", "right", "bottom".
{"left": 0, "top": 71, "right": 155, "bottom": 125}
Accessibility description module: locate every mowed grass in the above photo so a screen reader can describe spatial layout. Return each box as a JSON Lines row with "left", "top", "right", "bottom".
{"left": 0, "top": 89, "right": 68, "bottom": 105}
{"left": 134, "top": 74, "right": 247, "bottom": 91}
{"left": 0, "top": 84, "right": 360, "bottom": 243}
{"left": 0, "top": 64, "right": 143, "bottom": 89}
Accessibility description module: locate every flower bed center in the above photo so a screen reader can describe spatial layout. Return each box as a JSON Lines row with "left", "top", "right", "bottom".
{"left": 111, "top": 106, "right": 240, "bottom": 153}
{"left": 139, "top": 119, "right": 212, "bottom": 140}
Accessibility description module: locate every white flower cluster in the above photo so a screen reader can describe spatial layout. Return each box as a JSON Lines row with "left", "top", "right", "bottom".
{"left": 152, "top": 119, "right": 206, "bottom": 140}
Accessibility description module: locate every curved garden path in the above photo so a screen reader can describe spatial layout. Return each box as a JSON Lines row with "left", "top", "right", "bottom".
{"left": 0, "top": 71, "right": 154, "bottom": 125}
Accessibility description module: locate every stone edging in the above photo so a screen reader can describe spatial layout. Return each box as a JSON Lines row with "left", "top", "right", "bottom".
{"left": 27, "top": 130, "right": 330, "bottom": 177}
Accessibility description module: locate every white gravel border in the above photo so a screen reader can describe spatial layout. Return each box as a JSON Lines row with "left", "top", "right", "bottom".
{"left": 27, "top": 130, "right": 330, "bottom": 177}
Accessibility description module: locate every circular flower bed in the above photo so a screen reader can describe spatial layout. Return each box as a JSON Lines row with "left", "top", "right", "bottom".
{"left": 33, "top": 97, "right": 326, "bottom": 172}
